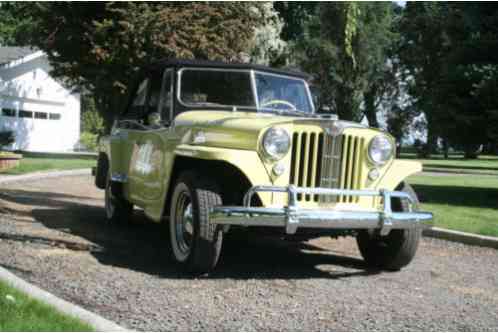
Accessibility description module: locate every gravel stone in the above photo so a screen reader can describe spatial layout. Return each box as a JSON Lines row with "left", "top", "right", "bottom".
{"left": 0, "top": 175, "right": 497, "bottom": 331}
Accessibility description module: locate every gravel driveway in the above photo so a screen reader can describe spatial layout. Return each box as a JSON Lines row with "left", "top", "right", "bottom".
{"left": 0, "top": 174, "right": 497, "bottom": 331}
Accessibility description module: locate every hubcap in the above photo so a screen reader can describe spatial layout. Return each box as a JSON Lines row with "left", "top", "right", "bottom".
{"left": 175, "top": 191, "right": 194, "bottom": 255}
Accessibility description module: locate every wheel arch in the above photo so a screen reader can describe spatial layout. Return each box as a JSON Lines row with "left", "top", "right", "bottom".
{"left": 162, "top": 155, "right": 262, "bottom": 219}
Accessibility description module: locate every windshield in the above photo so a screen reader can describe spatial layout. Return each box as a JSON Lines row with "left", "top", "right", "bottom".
{"left": 255, "top": 73, "right": 312, "bottom": 113}
{"left": 178, "top": 68, "right": 313, "bottom": 113}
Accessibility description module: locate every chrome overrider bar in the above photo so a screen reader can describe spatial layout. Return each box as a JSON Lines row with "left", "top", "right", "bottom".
{"left": 209, "top": 185, "right": 433, "bottom": 236}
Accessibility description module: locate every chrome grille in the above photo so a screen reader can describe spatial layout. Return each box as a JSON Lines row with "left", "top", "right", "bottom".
{"left": 289, "top": 131, "right": 323, "bottom": 202}
{"left": 319, "top": 133, "right": 343, "bottom": 203}
{"left": 338, "top": 134, "right": 365, "bottom": 203}
{"left": 289, "top": 130, "right": 365, "bottom": 204}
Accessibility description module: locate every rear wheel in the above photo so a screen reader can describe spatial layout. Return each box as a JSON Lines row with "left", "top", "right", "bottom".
{"left": 356, "top": 182, "right": 422, "bottom": 271}
{"left": 169, "top": 171, "right": 223, "bottom": 274}
{"left": 104, "top": 172, "right": 133, "bottom": 225}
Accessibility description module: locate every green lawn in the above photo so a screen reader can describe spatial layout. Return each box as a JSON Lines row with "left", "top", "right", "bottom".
{"left": 401, "top": 153, "right": 498, "bottom": 175}
{"left": 408, "top": 174, "right": 498, "bottom": 237}
{"left": 0, "top": 157, "right": 95, "bottom": 175}
{"left": 0, "top": 280, "right": 93, "bottom": 331}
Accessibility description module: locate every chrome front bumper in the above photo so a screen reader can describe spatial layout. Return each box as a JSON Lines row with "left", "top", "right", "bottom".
{"left": 210, "top": 185, "right": 433, "bottom": 236}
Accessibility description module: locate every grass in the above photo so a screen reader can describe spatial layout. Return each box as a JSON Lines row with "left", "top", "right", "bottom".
{"left": 0, "top": 157, "right": 95, "bottom": 175}
{"left": 0, "top": 279, "right": 93, "bottom": 331}
{"left": 408, "top": 174, "right": 498, "bottom": 237}
{"left": 401, "top": 153, "right": 498, "bottom": 175}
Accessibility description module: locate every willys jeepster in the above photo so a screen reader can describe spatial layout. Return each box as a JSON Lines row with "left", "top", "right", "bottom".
{"left": 94, "top": 59, "right": 433, "bottom": 273}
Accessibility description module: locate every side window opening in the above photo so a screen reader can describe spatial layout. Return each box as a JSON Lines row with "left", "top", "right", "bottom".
{"left": 146, "top": 71, "right": 162, "bottom": 119}
{"left": 123, "top": 78, "right": 149, "bottom": 122}
{"left": 159, "top": 69, "right": 173, "bottom": 124}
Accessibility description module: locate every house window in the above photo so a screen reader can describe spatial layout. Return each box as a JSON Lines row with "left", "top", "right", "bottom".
{"left": 19, "top": 110, "right": 33, "bottom": 118}
{"left": 1, "top": 108, "right": 16, "bottom": 117}
{"left": 35, "top": 112, "right": 48, "bottom": 119}
{"left": 49, "top": 113, "right": 61, "bottom": 120}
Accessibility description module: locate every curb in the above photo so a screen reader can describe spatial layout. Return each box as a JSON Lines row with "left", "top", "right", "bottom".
{"left": 0, "top": 168, "right": 129, "bottom": 331}
{"left": 0, "top": 169, "right": 91, "bottom": 185}
{"left": 423, "top": 227, "right": 498, "bottom": 250}
{"left": 0, "top": 266, "right": 128, "bottom": 331}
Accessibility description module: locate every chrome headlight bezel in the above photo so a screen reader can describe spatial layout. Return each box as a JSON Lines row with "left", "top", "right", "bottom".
{"left": 368, "top": 135, "right": 394, "bottom": 166}
{"left": 261, "top": 127, "right": 291, "bottom": 161}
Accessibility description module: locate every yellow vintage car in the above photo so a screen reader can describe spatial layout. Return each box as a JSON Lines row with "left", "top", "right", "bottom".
{"left": 94, "top": 59, "right": 433, "bottom": 273}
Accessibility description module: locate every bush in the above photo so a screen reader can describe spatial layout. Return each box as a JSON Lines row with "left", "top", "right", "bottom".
{"left": 78, "top": 131, "right": 99, "bottom": 152}
{"left": 0, "top": 131, "right": 15, "bottom": 149}
{"left": 81, "top": 95, "right": 104, "bottom": 135}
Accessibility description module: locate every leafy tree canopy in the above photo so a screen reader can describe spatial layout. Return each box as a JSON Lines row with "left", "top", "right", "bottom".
{"left": 13, "top": 2, "right": 267, "bottom": 130}
{"left": 294, "top": 2, "right": 395, "bottom": 121}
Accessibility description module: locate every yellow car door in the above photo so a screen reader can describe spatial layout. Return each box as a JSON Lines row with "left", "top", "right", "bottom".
{"left": 128, "top": 69, "right": 175, "bottom": 217}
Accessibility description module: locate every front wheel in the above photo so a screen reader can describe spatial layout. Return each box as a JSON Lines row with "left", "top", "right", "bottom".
{"left": 169, "top": 171, "right": 223, "bottom": 274}
{"left": 356, "top": 182, "right": 422, "bottom": 271}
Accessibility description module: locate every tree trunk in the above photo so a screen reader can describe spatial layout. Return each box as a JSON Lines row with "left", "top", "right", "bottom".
{"left": 363, "top": 89, "right": 379, "bottom": 128}
{"left": 396, "top": 140, "right": 402, "bottom": 158}
{"left": 424, "top": 116, "right": 439, "bottom": 158}
{"left": 336, "top": 86, "right": 361, "bottom": 121}
{"left": 442, "top": 138, "right": 449, "bottom": 159}
{"left": 463, "top": 144, "right": 481, "bottom": 159}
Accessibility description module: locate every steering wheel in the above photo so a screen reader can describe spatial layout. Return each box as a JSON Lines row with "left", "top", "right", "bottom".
{"left": 260, "top": 99, "right": 297, "bottom": 111}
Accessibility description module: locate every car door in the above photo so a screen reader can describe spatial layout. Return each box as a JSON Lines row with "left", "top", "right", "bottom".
{"left": 128, "top": 68, "right": 174, "bottom": 213}
{"left": 109, "top": 77, "right": 149, "bottom": 201}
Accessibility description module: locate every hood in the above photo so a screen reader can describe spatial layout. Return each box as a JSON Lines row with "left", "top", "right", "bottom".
{"left": 173, "top": 110, "right": 371, "bottom": 150}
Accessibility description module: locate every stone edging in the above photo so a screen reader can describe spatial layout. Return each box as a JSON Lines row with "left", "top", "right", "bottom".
{"left": 423, "top": 227, "right": 498, "bottom": 250}
{"left": 0, "top": 266, "right": 128, "bottom": 331}
{"left": 0, "top": 168, "right": 129, "bottom": 331}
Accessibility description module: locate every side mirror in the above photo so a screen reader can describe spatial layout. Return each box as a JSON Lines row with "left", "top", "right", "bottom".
{"left": 147, "top": 112, "right": 162, "bottom": 127}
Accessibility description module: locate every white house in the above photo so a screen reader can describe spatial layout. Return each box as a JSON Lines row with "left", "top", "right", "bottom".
{"left": 0, "top": 47, "right": 80, "bottom": 152}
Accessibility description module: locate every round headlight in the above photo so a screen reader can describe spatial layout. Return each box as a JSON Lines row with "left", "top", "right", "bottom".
{"left": 368, "top": 135, "right": 394, "bottom": 165}
{"left": 262, "top": 127, "right": 290, "bottom": 160}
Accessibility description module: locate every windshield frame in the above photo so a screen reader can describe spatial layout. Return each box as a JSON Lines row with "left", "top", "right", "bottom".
{"left": 176, "top": 67, "right": 315, "bottom": 114}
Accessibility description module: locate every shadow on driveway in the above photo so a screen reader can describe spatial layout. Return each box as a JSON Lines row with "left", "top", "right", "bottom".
{"left": 1, "top": 187, "right": 380, "bottom": 280}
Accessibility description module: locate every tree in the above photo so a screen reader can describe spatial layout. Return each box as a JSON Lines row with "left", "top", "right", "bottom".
{"left": 362, "top": 3, "right": 403, "bottom": 128}
{"left": 398, "top": 3, "right": 451, "bottom": 156}
{"left": 442, "top": 3, "right": 498, "bottom": 157}
{"left": 399, "top": 3, "right": 498, "bottom": 158}
{"left": 274, "top": 2, "right": 319, "bottom": 43}
{"left": 250, "top": 3, "right": 287, "bottom": 66}
{"left": 18, "top": 3, "right": 266, "bottom": 132}
{"left": 294, "top": 2, "right": 395, "bottom": 122}
{"left": 0, "top": 3, "right": 32, "bottom": 46}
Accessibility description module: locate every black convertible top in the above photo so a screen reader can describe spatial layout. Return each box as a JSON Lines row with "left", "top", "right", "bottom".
{"left": 146, "top": 58, "right": 311, "bottom": 80}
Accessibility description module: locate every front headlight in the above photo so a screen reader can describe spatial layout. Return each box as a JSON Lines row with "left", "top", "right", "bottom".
{"left": 368, "top": 135, "right": 394, "bottom": 165}
{"left": 262, "top": 127, "right": 290, "bottom": 160}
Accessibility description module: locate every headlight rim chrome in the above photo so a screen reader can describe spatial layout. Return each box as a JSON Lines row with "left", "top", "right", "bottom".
{"left": 368, "top": 134, "right": 394, "bottom": 166}
{"left": 261, "top": 127, "right": 291, "bottom": 161}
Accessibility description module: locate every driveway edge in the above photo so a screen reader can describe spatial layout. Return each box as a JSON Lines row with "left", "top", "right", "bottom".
{"left": 1, "top": 168, "right": 129, "bottom": 331}
{"left": 423, "top": 227, "right": 498, "bottom": 250}
{"left": 0, "top": 266, "right": 128, "bottom": 331}
{"left": 0, "top": 169, "right": 91, "bottom": 184}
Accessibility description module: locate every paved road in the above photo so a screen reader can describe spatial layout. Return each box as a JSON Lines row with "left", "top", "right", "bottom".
{"left": 0, "top": 175, "right": 497, "bottom": 331}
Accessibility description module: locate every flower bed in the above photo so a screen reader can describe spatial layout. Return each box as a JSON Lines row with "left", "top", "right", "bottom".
{"left": 0, "top": 152, "right": 23, "bottom": 172}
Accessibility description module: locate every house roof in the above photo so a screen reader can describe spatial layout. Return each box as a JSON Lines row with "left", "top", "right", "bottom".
{"left": 147, "top": 58, "right": 311, "bottom": 80}
{"left": 0, "top": 47, "right": 38, "bottom": 66}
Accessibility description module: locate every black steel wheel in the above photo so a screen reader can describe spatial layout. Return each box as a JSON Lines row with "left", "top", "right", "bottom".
{"left": 356, "top": 182, "right": 422, "bottom": 271}
{"left": 169, "top": 171, "right": 223, "bottom": 273}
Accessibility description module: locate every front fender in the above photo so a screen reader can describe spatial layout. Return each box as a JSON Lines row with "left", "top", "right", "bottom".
{"left": 376, "top": 159, "right": 422, "bottom": 191}
{"left": 174, "top": 144, "right": 273, "bottom": 204}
